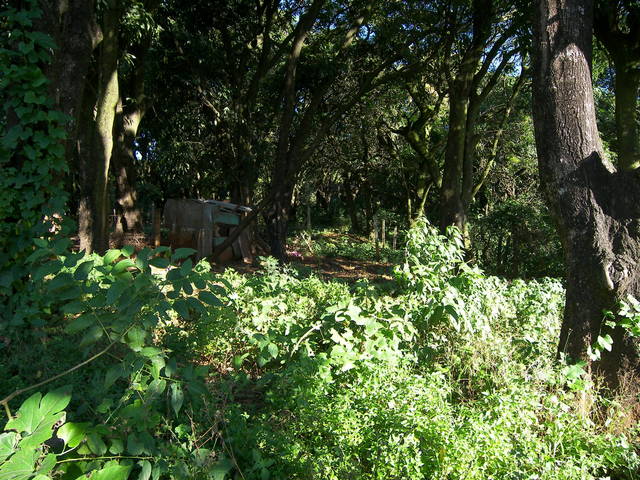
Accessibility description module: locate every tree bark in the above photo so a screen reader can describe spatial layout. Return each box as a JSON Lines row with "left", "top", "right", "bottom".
{"left": 38, "top": 0, "right": 101, "bottom": 167}
{"left": 533, "top": 0, "right": 640, "bottom": 386}
{"left": 90, "top": 0, "right": 120, "bottom": 253}
{"left": 112, "top": 44, "right": 149, "bottom": 238}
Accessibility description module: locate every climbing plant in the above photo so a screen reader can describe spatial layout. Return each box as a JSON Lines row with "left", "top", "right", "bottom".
{"left": 0, "top": 1, "right": 69, "bottom": 312}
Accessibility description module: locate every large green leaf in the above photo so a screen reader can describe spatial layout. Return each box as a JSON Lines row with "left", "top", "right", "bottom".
{"left": 170, "top": 383, "right": 184, "bottom": 417}
{"left": 138, "top": 460, "right": 152, "bottom": 480}
{"left": 57, "top": 422, "right": 88, "bottom": 449}
{"left": 0, "top": 448, "right": 39, "bottom": 480}
{"left": 81, "top": 463, "right": 131, "bottom": 480}
{"left": 5, "top": 393, "right": 42, "bottom": 434}
{"left": 0, "top": 433, "right": 17, "bottom": 463}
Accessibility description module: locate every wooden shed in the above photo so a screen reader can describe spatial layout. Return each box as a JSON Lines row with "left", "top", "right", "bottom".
{"left": 163, "top": 199, "right": 252, "bottom": 261}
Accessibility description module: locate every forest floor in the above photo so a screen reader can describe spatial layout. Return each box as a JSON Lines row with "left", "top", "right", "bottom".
{"left": 214, "top": 254, "right": 395, "bottom": 283}
{"left": 212, "top": 230, "right": 398, "bottom": 283}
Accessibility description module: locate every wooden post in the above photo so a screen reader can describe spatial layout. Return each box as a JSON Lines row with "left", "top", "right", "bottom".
{"left": 381, "top": 218, "right": 386, "bottom": 249}
{"left": 392, "top": 226, "right": 398, "bottom": 250}
{"left": 153, "top": 206, "right": 162, "bottom": 247}
{"left": 306, "top": 203, "right": 311, "bottom": 231}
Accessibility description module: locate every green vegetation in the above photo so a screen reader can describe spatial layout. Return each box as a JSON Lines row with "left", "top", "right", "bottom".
{"left": 2, "top": 220, "right": 639, "bottom": 479}
{"left": 2, "top": 0, "right": 640, "bottom": 479}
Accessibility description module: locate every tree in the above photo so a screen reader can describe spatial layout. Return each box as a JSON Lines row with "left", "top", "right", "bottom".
{"left": 594, "top": 0, "right": 640, "bottom": 171}
{"left": 532, "top": 0, "right": 640, "bottom": 386}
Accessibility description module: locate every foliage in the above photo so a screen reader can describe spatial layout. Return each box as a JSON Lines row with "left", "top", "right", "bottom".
{"left": 471, "top": 197, "right": 564, "bottom": 278}
{"left": 0, "top": 2, "right": 68, "bottom": 310}
{"left": 167, "top": 220, "right": 637, "bottom": 480}
{"left": 1, "top": 243, "right": 227, "bottom": 479}
{"left": 294, "top": 230, "right": 404, "bottom": 263}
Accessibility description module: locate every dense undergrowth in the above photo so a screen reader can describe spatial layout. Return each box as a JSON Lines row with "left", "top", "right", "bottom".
{"left": 2, "top": 219, "right": 639, "bottom": 479}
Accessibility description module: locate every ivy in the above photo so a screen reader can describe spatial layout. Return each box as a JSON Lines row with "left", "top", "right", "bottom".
{"left": 0, "top": 1, "right": 69, "bottom": 310}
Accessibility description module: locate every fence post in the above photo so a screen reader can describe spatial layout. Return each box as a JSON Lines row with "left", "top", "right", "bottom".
{"left": 392, "top": 226, "right": 398, "bottom": 250}
{"left": 381, "top": 218, "right": 386, "bottom": 249}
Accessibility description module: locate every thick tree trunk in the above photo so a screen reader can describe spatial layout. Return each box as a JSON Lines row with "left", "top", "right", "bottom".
{"left": 77, "top": 77, "right": 97, "bottom": 253}
{"left": 38, "top": 0, "right": 100, "bottom": 166}
{"left": 533, "top": 0, "right": 640, "bottom": 386}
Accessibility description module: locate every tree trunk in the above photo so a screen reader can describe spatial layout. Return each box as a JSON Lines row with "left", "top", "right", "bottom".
{"left": 343, "top": 173, "right": 361, "bottom": 233}
{"left": 38, "top": 0, "right": 100, "bottom": 168}
{"left": 265, "top": 188, "right": 295, "bottom": 261}
{"left": 77, "top": 75, "right": 97, "bottom": 253}
{"left": 533, "top": 0, "right": 640, "bottom": 386}
{"left": 613, "top": 64, "right": 640, "bottom": 171}
{"left": 113, "top": 49, "right": 148, "bottom": 237}
{"left": 440, "top": 74, "right": 474, "bottom": 231}
{"left": 91, "top": 0, "right": 120, "bottom": 253}
{"left": 439, "top": 0, "right": 493, "bottom": 232}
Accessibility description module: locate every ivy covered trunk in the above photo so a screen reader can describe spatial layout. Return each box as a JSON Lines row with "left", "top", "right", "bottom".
{"left": 532, "top": 0, "right": 640, "bottom": 386}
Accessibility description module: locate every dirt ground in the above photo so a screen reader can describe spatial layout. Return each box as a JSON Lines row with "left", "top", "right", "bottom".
{"left": 212, "top": 255, "right": 394, "bottom": 283}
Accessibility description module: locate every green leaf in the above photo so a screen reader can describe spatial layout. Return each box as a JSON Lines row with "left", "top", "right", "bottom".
{"left": 127, "top": 433, "right": 145, "bottom": 456}
{"left": 73, "top": 260, "right": 94, "bottom": 280}
{"left": 57, "top": 422, "right": 88, "bottom": 448}
{"left": 103, "top": 249, "right": 122, "bottom": 264}
{"left": 109, "top": 438, "right": 124, "bottom": 455}
{"left": 85, "top": 463, "right": 132, "bottom": 480}
{"left": 171, "top": 248, "right": 196, "bottom": 261}
{"left": 5, "top": 392, "right": 42, "bottom": 433}
{"left": 39, "top": 386, "right": 71, "bottom": 417}
{"left": 121, "top": 245, "right": 135, "bottom": 257}
{"left": 0, "top": 448, "right": 39, "bottom": 479}
{"left": 267, "top": 343, "right": 279, "bottom": 359}
{"left": 138, "top": 460, "right": 152, "bottom": 480}
{"left": 36, "top": 453, "right": 56, "bottom": 476}
{"left": 597, "top": 334, "right": 613, "bottom": 352}
{"left": 150, "top": 356, "right": 165, "bottom": 380}
{"left": 62, "top": 301, "right": 84, "bottom": 315}
{"left": 170, "top": 383, "right": 184, "bottom": 417}
{"left": 0, "top": 432, "right": 18, "bottom": 463}
{"left": 148, "top": 379, "right": 166, "bottom": 397}
{"left": 209, "top": 457, "right": 233, "bottom": 480}
{"left": 33, "top": 238, "right": 48, "bottom": 248}
{"left": 173, "top": 299, "right": 190, "bottom": 319}
{"left": 65, "top": 314, "right": 94, "bottom": 333}
{"left": 107, "top": 281, "right": 127, "bottom": 305}
{"left": 165, "top": 358, "right": 178, "bottom": 377}
{"left": 149, "top": 257, "right": 170, "bottom": 269}
{"left": 198, "top": 291, "right": 222, "bottom": 307}
{"left": 80, "top": 324, "right": 104, "bottom": 347}
{"left": 86, "top": 432, "right": 107, "bottom": 455}
{"left": 126, "top": 327, "right": 146, "bottom": 351}
{"left": 113, "top": 259, "right": 137, "bottom": 274}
